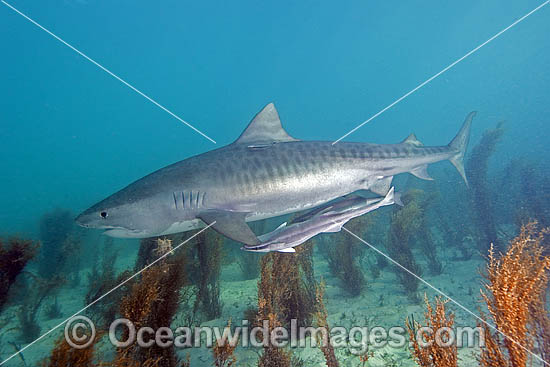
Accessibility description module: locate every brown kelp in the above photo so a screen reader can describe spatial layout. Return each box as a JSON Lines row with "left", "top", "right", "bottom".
{"left": 191, "top": 229, "right": 224, "bottom": 322}
{"left": 85, "top": 237, "right": 131, "bottom": 327}
{"left": 64, "top": 231, "right": 85, "bottom": 287}
{"left": 411, "top": 189, "right": 442, "bottom": 275}
{"left": 433, "top": 190, "right": 473, "bottom": 261}
{"left": 17, "top": 274, "right": 65, "bottom": 343}
{"left": 0, "top": 237, "right": 37, "bottom": 312}
{"left": 49, "top": 236, "right": 192, "bottom": 367}
{"left": 322, "top": 215, "right": 368, "bottom": 297}
{"left": 115, "top": 238, "right": 189, "bottom": 367}
{"left": 386, "top": 190, "right": 423, "bottom": 302}
{"left": 41, "top": 330, "right": 102, "bottom": 367}
{"left": 406, "top": 296, "right": 457, "bottom": 367}
{"left": 429, "top": 163, "right": 477, "bottom": 261}
{"left": 364, "top": 212, "right": 389, "bottom": 278}
{"left": 257, "top": 318, "right": 291, "bottom": 367}
{"left": 134, "top": 236, "right": 162, "bottom": 271}
{"left": 212, "top": 320, "right": 238, "bottom": 367}
{"left": 256, "top": 243, "right": 316, "bottom": 330}
{"left": 314, "top": 280, "right": 339, "bottom": 367}
{"left": 253, "top": 246, "right": 317, "bottom": 366}
{"left": 531, "top": 285, "right": 550, "bottom": 364}
{"left": 479, "top": 222, "right": 550, "bottom": 367}
{"left": 466, "top": 122, "right": 505, "bottom": 251}
{"left": 237, "top": 220, "right": 266, "bottom": 280}
{"left": 297, "top": 240, "right": 316, "bottom": 307}
{"left": 135, "top": 230, "right": 224, "bottom": 326}
{"left": 256, "top": 258, "right": 292, "bottom": 367}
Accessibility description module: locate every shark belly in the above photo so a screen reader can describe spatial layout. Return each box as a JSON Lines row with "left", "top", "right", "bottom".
{"left": 159, "top": 219, "right": 205, "bottom": 235}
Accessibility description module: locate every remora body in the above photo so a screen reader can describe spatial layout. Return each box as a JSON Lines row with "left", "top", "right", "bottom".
{"left": 243, "top": 187, "right": 397, "bottom": 253}
{"left": 76, "top": 103, "right": 475, "bottom": 246}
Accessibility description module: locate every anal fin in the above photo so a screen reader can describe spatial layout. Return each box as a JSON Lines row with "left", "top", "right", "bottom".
{"left": 410, "top": 165, "right": 433, "bottom": 181}
{"left": 369, "top": 176, "right": 393, "bottom": 195}
{"left": 198, "top": 210, "right": 260, "bottom": 246}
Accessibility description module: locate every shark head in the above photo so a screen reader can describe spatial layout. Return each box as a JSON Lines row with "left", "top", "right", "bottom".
{"left": 75, "top": 180, "right": 171, "bottom": 238}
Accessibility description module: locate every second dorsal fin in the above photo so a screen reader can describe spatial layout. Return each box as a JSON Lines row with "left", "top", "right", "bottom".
{"left": 401, "top": 133, "right": 424, "bottom": 147}
{"left": 234, "top": 103, "right": 299, "bottom": 145}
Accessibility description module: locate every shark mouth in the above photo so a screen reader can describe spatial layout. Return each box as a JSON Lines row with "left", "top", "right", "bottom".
{"left": 102, "top": 228, "right": 146, "bottom": 238}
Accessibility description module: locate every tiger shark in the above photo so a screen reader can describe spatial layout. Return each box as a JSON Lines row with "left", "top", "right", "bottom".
{"left": 76, "top": 103, "right": 475, "bottom": 246}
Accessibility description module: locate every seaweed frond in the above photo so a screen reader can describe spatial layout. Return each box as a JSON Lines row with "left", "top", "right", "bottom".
{"left": 386, "top": 190, "right": 423, "bottom": 301}
{"left": 479, "top": 222, "right": 550, "bottom": 367}
{"left": 85, "top": 237, "right": 131, "bottom": 327}
{"left": 406, "top": 295, "right": 457, "bottom": 367}
{"left": 212, "top": 320, "right": 238, "bottom": 367}
{"left": 41, "top": 330, "right": 102, "bottom": 367}
{"left": 114, "top": 238, "right": 189, "bottom": 367}
{"left": 0, "top": 237, "right": 37, "bottom": 312}
{"left": 17, "top": 274, "right": 65, "bottom": 343}
{"left": 322, "top": 216, "right": 368, "bottom": 297}
{"left": 314, "top": 280, "right": 339, "bottom": 367}
{"left": 466, "top": 123, "right": 505, "bottom": 251}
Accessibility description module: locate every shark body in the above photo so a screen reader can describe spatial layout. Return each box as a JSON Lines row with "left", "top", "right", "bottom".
{"left": 243, "top": 187, "right": 397, "bottom": 253}
{"left": 76, "top": 103, "right": 475, "bottom": 246}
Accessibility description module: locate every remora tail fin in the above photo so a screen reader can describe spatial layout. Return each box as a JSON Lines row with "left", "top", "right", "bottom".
{"left": 380, "top": 187, "right": 395, "bottom": 207}
{"left": 448, "top": 111, "right": 476, "bottom": 186}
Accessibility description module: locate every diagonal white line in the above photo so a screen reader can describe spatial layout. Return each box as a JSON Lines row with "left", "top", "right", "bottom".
{"left": 340, "top": 225, "right": 549, "bottom": 366}
{"left": 1, "top": 0, "right": 217, "bottom": 144}
{"left": 0, "top": 222, "right": 216, "bottom": 366}
{"left": 332, "top": 0, "right": 550, "bottom": 145}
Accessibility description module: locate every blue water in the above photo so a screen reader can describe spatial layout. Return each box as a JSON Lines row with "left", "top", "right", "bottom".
{"left": 1, "top": 2, "right": 550, "bottom": 366}
{"left": 2, "top": 0, "right": 549, "bottom": 237}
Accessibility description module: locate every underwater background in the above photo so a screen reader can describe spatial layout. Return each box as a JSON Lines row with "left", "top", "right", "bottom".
{"left": 1, "top": 0, "right": 550, "bottom": 366}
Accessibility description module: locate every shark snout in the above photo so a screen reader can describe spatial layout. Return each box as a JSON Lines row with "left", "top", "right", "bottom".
{"left": 75, "top": 212, "right": 92, "bottom": 228}
{"left": 75, "top": 208, "right": 106, "bottom": 229}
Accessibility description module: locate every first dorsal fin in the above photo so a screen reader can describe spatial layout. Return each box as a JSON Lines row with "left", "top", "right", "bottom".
{"left": 401, "top": 133, "right": 423, "bottom": 147}
{"left": 234, "top": 103, "right": 299, "bottom": 145}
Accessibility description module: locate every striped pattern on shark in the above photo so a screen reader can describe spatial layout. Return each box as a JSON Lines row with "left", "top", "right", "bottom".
{"left": 76, "top": 103, "right": 475, "bottom": 246}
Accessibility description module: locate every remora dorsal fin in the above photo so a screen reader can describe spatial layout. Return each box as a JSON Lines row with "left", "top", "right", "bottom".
{"left": 234, "top": 103, "right": 299, "bottom": 144}
{"left": 401, "top": 133, "right": 423, "bottom": 147}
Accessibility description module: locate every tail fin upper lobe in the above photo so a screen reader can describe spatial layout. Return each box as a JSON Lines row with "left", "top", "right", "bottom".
{"left": 448, "top": 111, "right": 476, "bottom": 186}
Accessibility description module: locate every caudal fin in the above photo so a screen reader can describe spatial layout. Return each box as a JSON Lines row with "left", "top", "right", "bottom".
{"left": 448, "top": 111, "right": 476, "bottom": 186}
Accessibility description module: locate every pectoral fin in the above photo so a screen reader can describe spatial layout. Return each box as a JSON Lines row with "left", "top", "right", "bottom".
{"left": 198, "top": 210, "right": 260, "bottom": 246}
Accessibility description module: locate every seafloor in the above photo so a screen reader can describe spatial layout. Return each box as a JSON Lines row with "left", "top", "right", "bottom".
{"left": 0, "top": 226, "right": 503, "bottom": 367}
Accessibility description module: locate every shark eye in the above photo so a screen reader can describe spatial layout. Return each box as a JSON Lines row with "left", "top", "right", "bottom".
{"left": 100, "top": 211, "right": 108, "bottom": 218}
